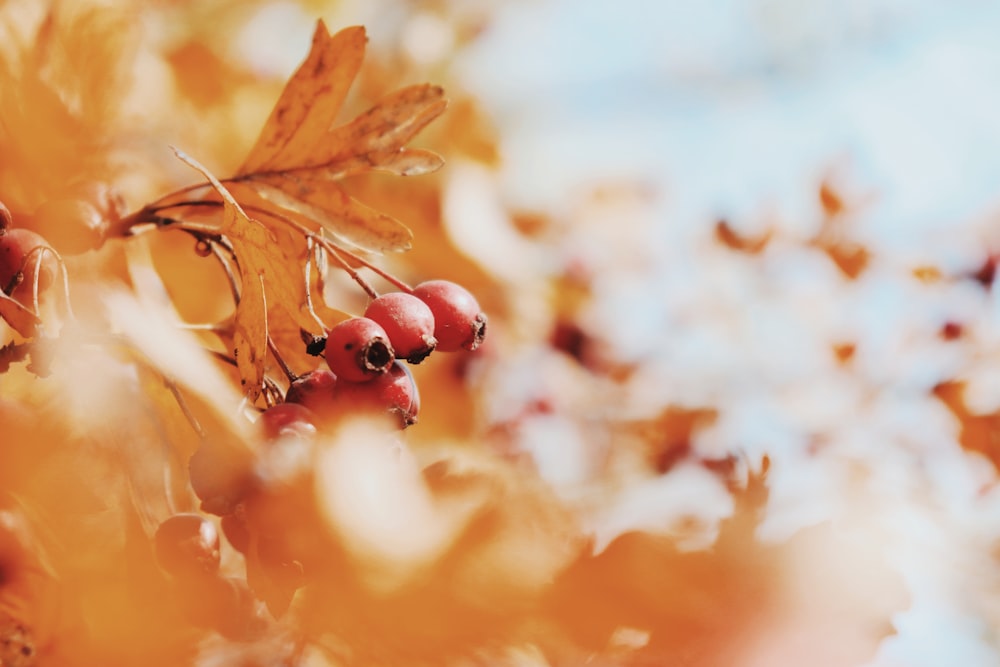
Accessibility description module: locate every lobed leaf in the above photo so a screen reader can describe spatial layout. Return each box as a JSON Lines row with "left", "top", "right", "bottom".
{"left": 238, "top": 23, "right": 367, "bottom": 175}
{"left": 237, "top": 179, "right": 413, "bottom": 253}
{"left": 291, "top": 83, "right": 447, "bottom": 174}
{"left": 228, "top": 21, "right": 445, "bottom": 255}
{"left": 375, "top": 148, "right": 445, "bottom": 177}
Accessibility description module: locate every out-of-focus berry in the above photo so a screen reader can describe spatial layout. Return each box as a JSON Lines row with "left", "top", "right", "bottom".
{"left": 334, "top": 360, "right": 420, "bottom": 428}
{"left": 153, "top": 513, "right": 221, "bottom": 578}
{"left": 258, "top": 403, "right": 317, "bottom": 441}
{"left": 284, "top": 369, "right": 338, "bottom": 416}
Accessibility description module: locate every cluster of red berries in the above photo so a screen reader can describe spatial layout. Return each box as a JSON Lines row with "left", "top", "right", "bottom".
{"left": 294, "top": 281, "right": 486, "bottom": 427}
{"left": 1, "top": 191, "right": 490, "bottom": 641}
{"left": 180, "top": 278, "right": 487, "bottom": 620}
{"left": 152, "top": 513, "right": 263, "bottom": 639}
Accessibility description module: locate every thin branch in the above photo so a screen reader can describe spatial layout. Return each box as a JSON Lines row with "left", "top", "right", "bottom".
{"left": 163, "top": 376, "right": 206, "bottom": 440}
{"left": 209, "top": 240, "right": 241, "bottom": 305}
{"left": 267, "top": 335, "right": 297, "bottom": 382}
{"left": 302, "top": 236, "right": 330, "bottom": 331}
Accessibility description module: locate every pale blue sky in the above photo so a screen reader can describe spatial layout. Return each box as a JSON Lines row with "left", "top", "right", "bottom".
{"left": 456, "top": 0, "right": 1000, "bottom": 251}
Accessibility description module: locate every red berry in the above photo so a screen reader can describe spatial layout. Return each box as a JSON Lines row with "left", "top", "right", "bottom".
{"left": 323, "top": 317, "right": 394, "bottom": 383}
{"left": 153, "top": 513, "right": 221, "bottom": 578}
{"left": 258, "top": 403, "right": 317, "bottom": 441}
{"left": 31, "top": 198, "right": 108, "bottom": 255}
{"left": 284, "top": 369, "right": 338, "bottom": 415}
{"left": 188, "top": 441, "right": 255, "bottom": 515}
{"left": 412, "top": 280, "right": 487, "bottom": 352}
{"left": 0, "top": 228, "right": 56, "bottom": 296}
{"left": 334, "top": 360, "right": 420, "bottom": 428}
{"left": 363, "top": 292, "right": 438, "bottom": 363}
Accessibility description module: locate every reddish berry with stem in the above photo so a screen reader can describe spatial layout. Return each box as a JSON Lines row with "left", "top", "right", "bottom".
{"left": 334, "top": 360, "right": 420, "bottom": 428}
{"left": 153, "top": 513, "right": 221, "bottom": 578}
{"left": 323, "top": 316, "right": 395, "bottom": 383}
{"left": 412, "top": 279, "right": 488, "bottom": 352}
{"left": 0, "top": 228, "right": 57, "bottom": 296}
{"left": 284, "top": 368, "right": 338, "bottom": 415}
{"left": 363, "top": 292, "right": 438, "bottom": 363}
{"left": 258, "top": 403, "right": 318, "bottom": 441}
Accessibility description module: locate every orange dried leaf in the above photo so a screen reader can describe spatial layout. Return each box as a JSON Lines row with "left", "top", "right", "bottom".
{"left": 714, "top": 218, "right": 771, "bottom": 254}
{"left": 232, "top": 271, "right": 268, "bottom": 401}
{"left": 228, "top": 21, "right": 446, "bottom": 254}
{"left": 377, "top": 148, "right": 446, "bottom": 177}
{"left": 239, "top": 23, "right": 367, "bottom": 175}
{"left": 0, "top": 291, "right": 41, "bottom": 337}
{"left": 239, "top": 179, "right": 413, "bottom": 253}
{"left": 173, "top": 148, "right": 269, "bottom": 401}
{"left": 295, "top": 83, "right": 447, "bottom": 173}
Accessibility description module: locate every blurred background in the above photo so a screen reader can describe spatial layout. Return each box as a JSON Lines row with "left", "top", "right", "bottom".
{"left": 4, "top": 0, "right": 1000, "bottom": 665}
{"left": 201, "top": 1, "right": 1000, "bottom": 664}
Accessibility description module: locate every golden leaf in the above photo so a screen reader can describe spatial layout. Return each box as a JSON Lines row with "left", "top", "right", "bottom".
{"left": 290, "top": 83, "right": 447, "bottom": 174}
{"left": 238, "top": 22, "right": 367, "bottom": 175}
{"left": 227, "top": 21, "right": 447, "bottom": 254}
{"left": 375, "top": 148, "right": 445, "bottom": 177}
{"left": 232, "top": 179, "right": 413, "bottom": 253}
{"left": 172, "top": 149, "right": 269, "bottom": 401}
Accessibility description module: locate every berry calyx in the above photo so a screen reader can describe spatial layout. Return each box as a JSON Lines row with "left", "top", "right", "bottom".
{"left": 284, "top": 369, "right": 338, "bottom": 416}
{"left": 258, "top": 403, "right": 318, "bottom": 441}
{"left": 412, "top": 279, "right": 487, "bottom": 352}
{"left": 0, "top": 228, "right": 57, "bottom": 296}
{"left": 363, "top": 292, "right": 438, "bottom": 363}
{"left": 153, "top": 513, "right": 221, "bottom": 578}
{"left": 334, "top": 360, "right": 420, "bottom": 428}
{"left": 323, "top": 317, "right": 394, "bottom": 383}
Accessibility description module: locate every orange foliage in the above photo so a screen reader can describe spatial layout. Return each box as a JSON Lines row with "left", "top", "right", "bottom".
{"left": 0, "top": 2, "right": 946, "bottom": 667}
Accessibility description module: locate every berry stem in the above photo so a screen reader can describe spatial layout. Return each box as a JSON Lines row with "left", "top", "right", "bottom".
{"left": 316, "top": 240, "right": 378, "bottom": 300}
{"left": 327, "top": 245, "right": 413, "bottom": 293}
{"left": 163, "top": 377, "right": 206, "bottom": 440}
{"left": 267, "top": 335, "right": 298, "bottom": 382}
{"left": 302, "top": 236, "right": 331, "bottom": 331}
{"left": 117, "top": 197, "right": 422, "bottom": 304}
{"left": 208, "top": 240, "right": 241, "bottom": 306}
